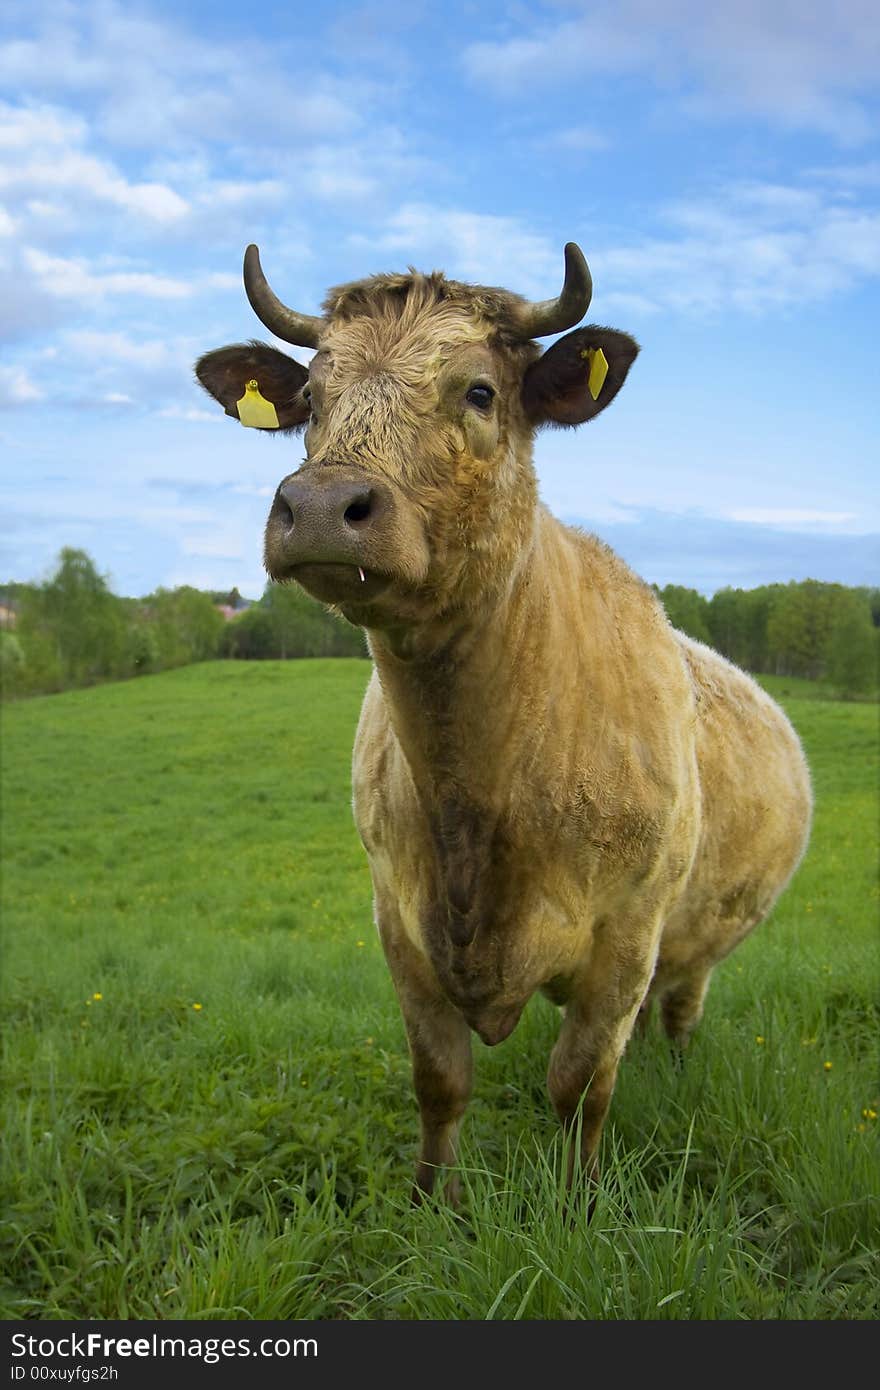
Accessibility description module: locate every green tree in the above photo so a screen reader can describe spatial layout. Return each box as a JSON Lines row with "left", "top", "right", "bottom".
{"left": 221, "top": 604, "right": 276, "bottom": 659}
{"left": 126, "top": 611, "right": 160, "bottom": 673}
{"left": 657, "top": 585, "right": 712, "bottom": 644}
{"left": 740, "top": 585, "right": 784, "bottom": 672}
{"left": 28, "top": 548, "right": 130, "bottom": 688}
{"left": 766, "top": 580, "right": 839, "bottom": 678}
{"left": 262, "top": 581, "right": 366, "bottom": 658}
{"left": 826, "top": 592, "right": 879, "bottom": 698}
{"left": 221, "top": 583, "right": 366, "bottom": 659}
{"left": 0, "top": 631, "right": 24, "bottom": 697}
{"left": 146, "top": 587, "right": 225, "bottom": 668}
{"left": 8, "top": 587, "right": 62, "bottom": 694}
{"left": 854, "top": 586, "right": 880, "bottom": 631}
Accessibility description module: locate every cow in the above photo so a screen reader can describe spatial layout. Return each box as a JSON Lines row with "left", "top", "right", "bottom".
{"left": 195, "top": 243, "right": 812, "bottom": 1205}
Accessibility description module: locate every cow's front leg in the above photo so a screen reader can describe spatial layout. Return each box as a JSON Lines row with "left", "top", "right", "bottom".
{"left": 547, "top": 920, "right": 660, "bottom": 1191}
{"left": 377, "top": 908, "right": 473, "bottom": 1205}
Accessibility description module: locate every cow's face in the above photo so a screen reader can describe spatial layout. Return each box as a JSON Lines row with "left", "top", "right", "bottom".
{"left": 195, "top": 247, "right": 638, "bottom": 631}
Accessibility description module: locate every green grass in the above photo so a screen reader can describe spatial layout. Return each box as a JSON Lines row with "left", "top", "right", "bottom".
{"left": 1, "top": 660, "right": 877, "bottom": 1320}
{"left": 756, "top": 672, "right": 877, "bottom": 704}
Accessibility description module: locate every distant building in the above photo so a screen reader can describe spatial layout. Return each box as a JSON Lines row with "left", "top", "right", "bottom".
{"left": 213, "top": 588, "right": 253, "bottom": 622}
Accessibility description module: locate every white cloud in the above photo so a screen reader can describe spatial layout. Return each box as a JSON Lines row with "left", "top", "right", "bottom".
{"left": 807, "top": 162, "right": 880, "bottom": 189}
{"left": 157, "top": 405, "right": 219, "bottom": 423}
{"left": 539, "top": 125, "right": 610, "bottom": 153}
{"left": 725, "top": 508, "right": 859, "bottom": 528}
{"left": 194, "top": 179, "right": 286, "bottom": 210}
{"left": 0, "top": 100, "right": 84, "bottom": 148}
{"left": 181, "top": 533, "right": 245, "bottom": 559}
{"left": 0, "top": 101, "right": 188, "bottom": 223}
{"left": 590, "top": 181, "right": 880, "bottom": 315}
{"left": 0, "top": 3, "right": 363, "bottom": 153}
{"left": 202, "top": 272, "right": 240, "bottom": 291}
{"left": 0, "top": 365, "right": 44, "bottom": 405}
{"left": 304, "top": 163, "right": 376, "bottom": 202}
{"left": 230, "top": 483, "right": 274, "bottom": 498}
{"left": 51, "top": 329, "right": 215, "bottom": 418}
{"left": 24, "top": 199, "right": 62, "bottom": 220}
{"left": 66, "top": 330, "right": 172, "bottom": 368}
{"left": 352, "top": 183, "right": 880, "bottom": 318}
{"left": 24, "top": 247, "right": 191, "bottom": 301}
{"left": 361, "top": 203, "right": 561, "bottom": 296}
{"left": 463, "top": 0, "right": 880, "bottom": 142}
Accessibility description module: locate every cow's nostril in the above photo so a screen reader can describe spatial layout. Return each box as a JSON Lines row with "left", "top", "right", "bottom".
{"left": 277, "top": 481, "right": 299, "bottom": 525}
{"left": 344, "top": 493, "right": 373, "bottom": 526}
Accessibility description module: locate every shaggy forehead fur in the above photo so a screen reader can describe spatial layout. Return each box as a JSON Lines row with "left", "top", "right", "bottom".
{"left": 324, "top": 269, "right": 531, "bottom": 336}
{"left": 320, "top": 271, "right": 542, "bottom": 377}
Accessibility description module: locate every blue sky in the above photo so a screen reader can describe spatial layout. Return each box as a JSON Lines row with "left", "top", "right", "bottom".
{"left": 1, "top": 0, "right": 878, "bottom": 599}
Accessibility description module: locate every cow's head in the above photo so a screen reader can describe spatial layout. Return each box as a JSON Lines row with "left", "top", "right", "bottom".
{"left": 195, "top": 244, "right": 638, "bottom": 631}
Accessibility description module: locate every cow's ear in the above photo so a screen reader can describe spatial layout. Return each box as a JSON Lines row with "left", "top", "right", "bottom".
{"left": 521, "top": 327, "right": 639, "bottom": 427}
{"left": 194, "top": 341, "right": 310, "bottom": 433}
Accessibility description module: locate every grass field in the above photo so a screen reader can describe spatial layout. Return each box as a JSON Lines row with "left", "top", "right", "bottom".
{"left": 1, "top": 659, "right": 877, "bottom": 1320}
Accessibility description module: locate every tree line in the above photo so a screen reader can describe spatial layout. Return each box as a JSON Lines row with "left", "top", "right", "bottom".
{"left": 1, "top": 548, "right": 876, "bottom": 700}
{"left": 654, "top": 580, "right": 878, "bottom": 697}
{"left": 0, "top": 548, "right": 365, "bottom": 699}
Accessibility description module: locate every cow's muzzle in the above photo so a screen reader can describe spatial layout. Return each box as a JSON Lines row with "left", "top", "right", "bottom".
{"left": 264, "top": 465, "right": 396, "bottom": 597}
{"left": 273, "top": 467, "right": 393, "bottom": 556}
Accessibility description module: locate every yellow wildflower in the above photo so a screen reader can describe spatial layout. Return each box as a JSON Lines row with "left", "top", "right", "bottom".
{"left": 755, "top": 1035, "right": 765, "bottom": 1045}
{"left": 92, "top": 992, "right": 102, "bottom": 1001}
{"left": 192, "top": 1002, "right": 202, "bottom": 1011}
{"left": 823, "top": 1060, "right": 833, "bottom": 1072}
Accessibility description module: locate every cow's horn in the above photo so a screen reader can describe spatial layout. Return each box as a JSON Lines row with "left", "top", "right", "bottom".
{"left": 512, "top": 242, "right": 593, "bottom": 339}
{"left": 243, "top": 244, "right": 324, "bottom": 349}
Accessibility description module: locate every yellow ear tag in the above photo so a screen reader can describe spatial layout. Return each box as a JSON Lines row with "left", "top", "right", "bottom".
{"left": 236, "top": 379, "right": 279, "bottom": 429}
{"left": 580, "top": 347, "right": 609, "bottom": 401}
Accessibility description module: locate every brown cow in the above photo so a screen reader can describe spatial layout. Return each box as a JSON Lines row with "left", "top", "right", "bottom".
{"left": 196, "top": 243, "right": 812, "bottom": 1203}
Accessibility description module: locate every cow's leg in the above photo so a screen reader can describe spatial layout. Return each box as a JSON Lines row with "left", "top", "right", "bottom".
{"left": 660, "top": 964, "right": 712, "bottom": 1049}
{"left": 547, "top": 922, "right": 660, "bottom": 1190}
{"left": 377, "top": 910, "right": 473, "bottom": 1205}
{"left": 408, "top": 997, "right": 473, "bottom": 1205}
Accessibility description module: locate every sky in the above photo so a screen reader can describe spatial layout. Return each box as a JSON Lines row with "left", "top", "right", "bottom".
{"left": 1, "top": 0, "right": 878, "bottom": 600}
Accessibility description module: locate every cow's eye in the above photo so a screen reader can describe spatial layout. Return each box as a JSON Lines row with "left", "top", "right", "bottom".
{"left": 466, "top": 384, "right": 495, "bottom": 411}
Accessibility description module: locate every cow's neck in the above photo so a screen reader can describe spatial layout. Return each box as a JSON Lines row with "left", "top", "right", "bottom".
{"left": 367, "top": 508, "right": 552, "bottom": 807}
{"left": 366, "top": 506, "right": 573, "bottom": 960}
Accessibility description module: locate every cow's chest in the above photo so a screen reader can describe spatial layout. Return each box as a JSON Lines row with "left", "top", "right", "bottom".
{"left": 370, "top": 794, "right": 594, "bottom": 1032}
{"left": 354, "top": 697, "right": 683, "bottom": 1039}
